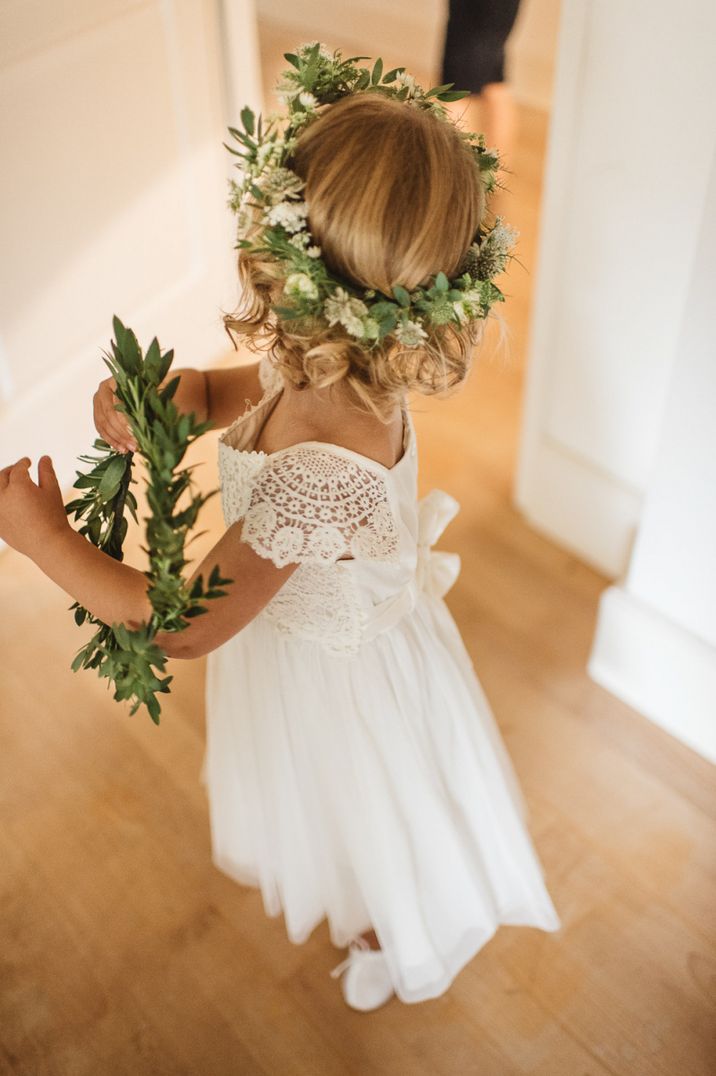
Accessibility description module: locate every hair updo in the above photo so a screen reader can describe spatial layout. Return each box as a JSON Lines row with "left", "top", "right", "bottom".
{"left": 223, "top": 92, "right": 489, "bottom": 421}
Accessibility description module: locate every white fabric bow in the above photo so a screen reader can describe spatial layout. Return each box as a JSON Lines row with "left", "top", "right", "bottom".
{"left": 415, "top": 489, "right": 461, "bottom": 598}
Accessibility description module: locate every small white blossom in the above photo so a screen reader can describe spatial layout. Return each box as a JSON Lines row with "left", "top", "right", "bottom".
{"left": 395, "top": 318, "right": 428, "bottom": 348}
{"left": 289, "top": 232, "right": 310, "bottom": 249}
{"left": 453, "top": 287, "right": 484, "bottom": 321}
{"left": 298, "top": 41, "right": 333, "bottom": 61}
{"left": 256, "top": 141, "right": 280, "bottom": 168}
{"left": 324, "top": 287, "right": 370, "bottom": 338}
{"left": 306, "top": 245, "right": 322, "bottom": 258}
{"left": 255, "top": 165, "right": 304, "bottom": 204}
{"left": 298, "top": 91, "right": 318, "bottom": 110}
{"left": 395, "top": 71, "right": 418, "bottom": 98}
{"left": 487, "top": 218, "right": 519, "bottom": 254}
{"left": 263, "top": 199, "right": 309, "bottom": 233}
{"left": 288, "top": 109, "right": 314, "bottom": 131}
{"left": 285, "top": 272, "right": 319, "bottom": 300}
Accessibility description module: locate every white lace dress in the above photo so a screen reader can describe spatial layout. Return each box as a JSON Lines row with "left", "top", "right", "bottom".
{"left": 201, "top": 357, "right": 561, "bottom": 1004}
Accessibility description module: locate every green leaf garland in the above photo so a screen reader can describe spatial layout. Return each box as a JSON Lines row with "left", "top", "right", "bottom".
{"left": 65, "top": 316, "right": 233, "bottom": 725}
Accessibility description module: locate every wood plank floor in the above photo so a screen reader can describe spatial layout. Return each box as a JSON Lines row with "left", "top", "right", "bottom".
{"left": 2, "top": 29, "right": 715, "bottom": 1076}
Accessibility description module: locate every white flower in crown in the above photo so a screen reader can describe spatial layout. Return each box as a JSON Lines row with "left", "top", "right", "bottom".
{"left": 292, "top": 111, "right": 314, "bottom": 131}
{"left": 289, "top": 232, "right": 310, "bottom": 250}
{"left": 298, "top": 91, "right": 318, "bottom": 110}
{"left": 263, "top": 199, "right": 309, "bottom": 233}
{"left": 453, "top": 287, "right": 484, "bottom": 322}
{"left": 255, "top": 165, "right": 304, "bottom": 205}
{"left": 298, "top": 40, "right": 334, "bottom": 61}
{"left": 285, "top": 272, "right": 319, "bottom": 300}
{"left": 256, "top": 140, "right": 282, "bottom": 169}
{"left": 306, "top": 245, "right": 322, "bottom": 258}
{"left": 324, "top": 287, "right": 370, "bottom": 338}
{"left": 395, "top": 319, "right": 428, "bottom": 348}
{"left": 488, "top": 218, "right": 520, "bottom": 254}
{"left": 452, "top": 300, "right": 469, "bottom": 324}
{"left": 395, "top": 71, "right": 418, "bottom": 98}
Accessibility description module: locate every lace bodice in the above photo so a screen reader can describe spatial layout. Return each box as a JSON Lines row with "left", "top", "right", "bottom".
{"left": 241, "top": 447, "right": 401, "bottom": 567}
{"left": 217, "top": 356, "right": 461, "bottom": 654}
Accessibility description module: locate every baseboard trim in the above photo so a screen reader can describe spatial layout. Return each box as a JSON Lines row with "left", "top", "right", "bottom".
{"left": 588, "top": 584, "right": 716, "bottom": 765}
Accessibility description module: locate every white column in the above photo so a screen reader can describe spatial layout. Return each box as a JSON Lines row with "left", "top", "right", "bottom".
{"left": 514, "top": 0, "right": 716, "bottom": 578}
{"left": 588, "top": 149, "right": 716, "bottom": 764}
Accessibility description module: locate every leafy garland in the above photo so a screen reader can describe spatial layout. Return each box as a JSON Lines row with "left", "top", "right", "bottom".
{"left": 65, "top": 317, "right": 232, "bottom": 724}
{"left": 225, "top": 42, "right": 520, "bottom": 349}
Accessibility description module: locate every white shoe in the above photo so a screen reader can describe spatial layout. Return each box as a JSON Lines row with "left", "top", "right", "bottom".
{"left": 329, "top": 935, "right": 395, "bottom": 1011}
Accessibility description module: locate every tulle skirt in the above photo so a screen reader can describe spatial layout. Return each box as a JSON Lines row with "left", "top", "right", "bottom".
{"left": 202, "top": 591, "right": 561, "bottom": 1004}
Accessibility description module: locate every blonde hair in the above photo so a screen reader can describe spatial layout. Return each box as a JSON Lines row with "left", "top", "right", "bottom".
{"left": 223, "top": 93, "right": 492, "bottom": 421}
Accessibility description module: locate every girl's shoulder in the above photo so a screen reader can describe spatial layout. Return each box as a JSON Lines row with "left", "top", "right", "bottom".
{"left": 255, "top": 360, "right": 410, "bottom": 475}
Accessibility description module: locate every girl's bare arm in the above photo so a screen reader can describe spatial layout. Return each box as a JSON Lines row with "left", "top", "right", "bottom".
{"left": 162, "top": 363, "right": 267, "bottom": 426}
{"left": 202, "top": 362, "right": 265, "bottom": 428}
{"left": 95, "top": 360, "right": 266, "bottom": 451}
{"left": 31, "top": 517, "right": 298, "bottom": 660}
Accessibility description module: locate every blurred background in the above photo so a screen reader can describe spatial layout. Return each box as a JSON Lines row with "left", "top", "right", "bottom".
{"left": 1, "top": 2, "right": 714, "bottom": 1073}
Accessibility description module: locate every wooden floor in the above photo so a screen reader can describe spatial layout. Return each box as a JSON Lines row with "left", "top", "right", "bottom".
{"left": 2, "top": 32, "right": 715, "bottom": 1076}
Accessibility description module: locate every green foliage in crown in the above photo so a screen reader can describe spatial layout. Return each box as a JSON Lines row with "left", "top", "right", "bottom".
{"left": 225, "top": 42, "right": 519, "bottom": 349}
{"left": 65, "top": 317, "right": 232, "bottom": 725}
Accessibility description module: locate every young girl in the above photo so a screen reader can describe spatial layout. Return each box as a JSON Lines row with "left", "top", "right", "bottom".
{"left": 0, "top": 50, "right": 561, "bottom": 1011}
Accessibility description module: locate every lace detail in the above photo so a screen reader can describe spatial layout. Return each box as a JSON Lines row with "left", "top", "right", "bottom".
{"left": 240, "top": 446, "right": 401, "bottom": 568}
{"left": 262, "top": 563, "right": 366, "bottom": 655}
{"left": 217, "top": 441, "right": 266, "bottom": 525}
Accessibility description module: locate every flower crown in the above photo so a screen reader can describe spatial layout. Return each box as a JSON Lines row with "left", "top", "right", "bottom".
{"left": 225, "top": 42, "right": 519, "bottom": 350}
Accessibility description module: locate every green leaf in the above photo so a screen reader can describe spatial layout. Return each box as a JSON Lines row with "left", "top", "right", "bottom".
{"left": 112, "top": 315, "right": 126, "bottom": 347}
{"left": 112, "top": 622, "right": 131, "bottom": 648}
{"left": 71, "top": 649, "right": 87, "bottom": 672}
{"left": 223, "top": 141, "right": 246, "bottom": 158}
{"left": 98, "top": 455, "right": 127, "bottom": 500}
{"left": 425, "top": 83, "right": 454, "bottom": 98}
{"left": 118, "top": 326, "right": 141, "bottom": 375}
{"left": 157, "top": 347, "right": 174, "bottom": 384}
{"left": 147, "top": 694, "right": 161, "bottom": 725}
{"left": 392, "top": 285, "right": 411, "bottom": 308}
{"left": 435, "top": 271, "right": 449, "bottom": 292}
{"left": 159, "top": 375, "right": 181, "bottom": 403}
{"left": 436, "top": 89, "right": 470, "bottom": 102}
{"left": 73, "top": 473, "right": 100, "bottom": 489}
{"left": 371, "top": 58, "right": 383, "bottom": 86}
{"left": 144, "top": 338, "right": 162, "bottom": 384}
{"left": 240, "top": 106, "right": 255, "bottom": 135}
{"left": 271, "top": 305, "right": 302, "bottom": 320}
{"left": 283, "top": 52, "right": 300, "bottom": 70}
{"left": 382, "top": 67, "right": 404, "bottom": 84}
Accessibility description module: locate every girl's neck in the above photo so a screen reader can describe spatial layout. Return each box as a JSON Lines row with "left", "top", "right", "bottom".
{"left": 281, "top": 376, "right": 403, "bottom": 430}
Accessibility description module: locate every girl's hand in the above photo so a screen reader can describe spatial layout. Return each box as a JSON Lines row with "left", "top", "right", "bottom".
{"left": 0, "top": 456, "right": 71, "bottom": 560}
{"left": 93, "top": 375, "right": 137, "bottom": 454}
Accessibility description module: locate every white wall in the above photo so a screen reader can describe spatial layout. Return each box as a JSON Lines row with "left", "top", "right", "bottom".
{"left": 256, "top": 0, "right": 561, "bottom": 111}
{"left": 514, "top": 0, "right": 716, "bottom": 578}
{"left": 0, "top": 0, "right": 261, "bottom": 551}
{"left": 514, "top": 0, "right": 716, "bottom": 763}
{"left": 588, "top": 146, "right": 716, "bottom": 764}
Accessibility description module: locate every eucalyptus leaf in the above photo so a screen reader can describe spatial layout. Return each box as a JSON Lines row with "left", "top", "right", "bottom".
{"left": 98, "top": 456, "right": 127, "bottom": 499}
